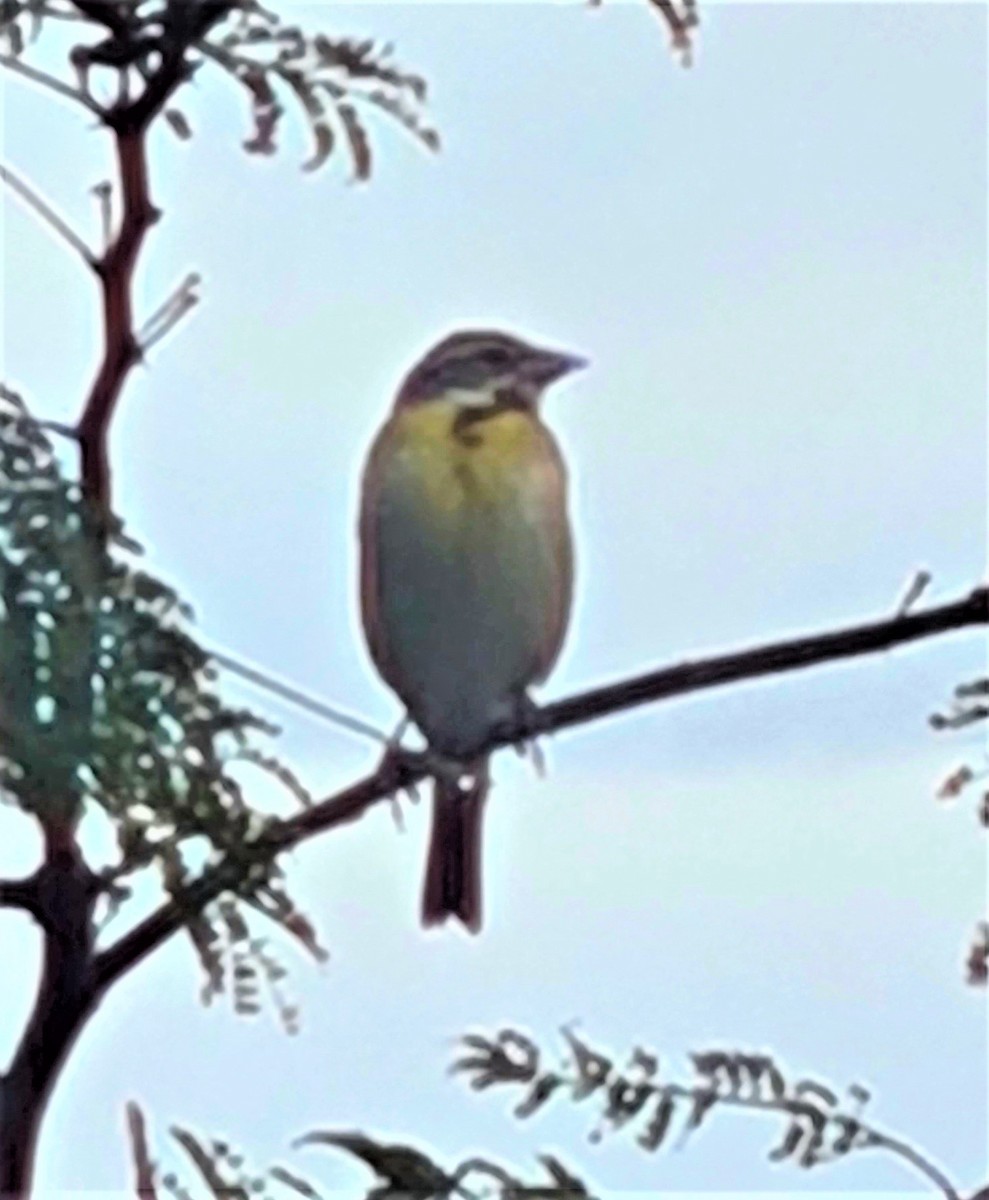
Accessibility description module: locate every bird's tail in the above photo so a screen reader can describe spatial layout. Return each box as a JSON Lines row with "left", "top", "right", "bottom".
{"left": 421, "top": 761, "right": 488, "bottom": 934}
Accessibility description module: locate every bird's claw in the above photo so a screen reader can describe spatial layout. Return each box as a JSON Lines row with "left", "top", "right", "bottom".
{"left": 376, "top": 735, "right": 427, "bottom": 824}
{"left": 376, "top": 735, "right": 472, "bottom": 805}
{"left": 510, "top": 694, "right": 547, "bottom": 779}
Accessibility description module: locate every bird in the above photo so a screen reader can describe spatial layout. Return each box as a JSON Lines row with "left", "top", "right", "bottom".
{"left": 358, "top": 329, "right": 585, "bottom": 933}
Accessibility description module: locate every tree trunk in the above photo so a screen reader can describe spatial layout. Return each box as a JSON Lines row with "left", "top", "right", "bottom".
{"left": 0, "top": 830, "right": 100, "bottom": 1200}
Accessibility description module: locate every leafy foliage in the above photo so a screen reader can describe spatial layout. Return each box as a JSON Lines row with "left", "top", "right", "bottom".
{"left": 1, "top": 387, "right": 265, "bottom": 840}
{"left": 0, "top": 387, "right": 323, "bottom": 1008}
{"left": 451, "top": 1027, "right": 893, "bottom": 1173}
{"left": 199, "top": 5, "right": 438, "bottom": 178}
{"left": 0, "top": 0, "right": 437, "bottom": 179}
{"left": 125, "top": 1108, "right": 595, "bottom": 1200}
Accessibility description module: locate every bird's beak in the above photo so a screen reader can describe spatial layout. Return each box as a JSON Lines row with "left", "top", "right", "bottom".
{"left": 525, "top": 348, "right": 590, "bottom": 387}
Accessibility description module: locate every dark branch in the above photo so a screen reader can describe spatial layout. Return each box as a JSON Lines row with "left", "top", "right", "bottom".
{"left": 0, "top": 875, "right": 41, "bottom": 917}
{"left": 0, "top": 51, "right": 104, "bottom": 115}
{"left": 535, "top": 586, "right": 989, "bottom": 736}
{"left": 71, "top": 1, "right": 237, "bottom": 523}
{"left": 74, "top": 125, "right": 157, "bottom": 521}
{"left": 93, "top": 585, "right": 988, "bottom": 994}
{"left": 0, "top": 836, "right": 101, "bottom": 1197}
{"left": 0, "top": 161, "right": 96, "bottom": 262}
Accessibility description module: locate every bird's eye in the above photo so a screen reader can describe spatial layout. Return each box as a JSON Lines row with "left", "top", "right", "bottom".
{"left": 479, "top": 347, "right": 511, "bottom": 368}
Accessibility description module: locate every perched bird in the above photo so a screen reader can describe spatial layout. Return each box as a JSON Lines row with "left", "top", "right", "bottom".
{"left": 359, "top": 329, "right": 584, "bottom": 933}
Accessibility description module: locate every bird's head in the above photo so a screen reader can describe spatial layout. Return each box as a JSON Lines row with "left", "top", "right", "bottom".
{"left": 394, "top": 329, "right": 587, "bottom": 411}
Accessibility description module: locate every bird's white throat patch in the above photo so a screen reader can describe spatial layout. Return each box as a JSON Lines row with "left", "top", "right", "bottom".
{"left": 445, "top": 382, "right": 504, "bottom": 409}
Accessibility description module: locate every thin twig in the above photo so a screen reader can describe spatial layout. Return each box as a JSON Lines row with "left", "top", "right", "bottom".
{"left": 0, "top": 874, "right": 41, "bottom": 916}
{"left": 208, "top": 646, "right": 388, "bottom": 745}
{"left": 37, "top": 419, "right": 80, "bottom": 441}
{"left": 92, "top": 585, "right": 988, "bottom": 994}
{"left": 125, "top": 1102, "right": 159, "bottom": 1200}
{"left": 896, "top": 568, "right": 932, "bottom": 617}
{"left": 76, "top": 126, "right": 159, "bottom": 522}
{"left": 866, "top": 1129, "right": 961, "bottom": 1200}
{"left": 1, "top": 161, "right": 95, "bottom": 263}
{"left": 0, "top": 51, "right": 103, "bottom": 114}
{"left": 137, "top": 272, "right": 201, "bottom": 353}
{"left": 91, "top": 181, "right": 113, "bottom": 251}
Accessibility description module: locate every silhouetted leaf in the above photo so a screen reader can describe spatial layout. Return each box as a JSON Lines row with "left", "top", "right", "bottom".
{"left": 170, "top": 1126, "right": 249, "bottom": 1198}
{"left": 302, "top": 121, "right": 335, "bottom": 172}
{"left": 336, "top": 101, "right": 372, "bottom": 180}
{"left": 164, "top": 109, "right": 193, "bottom": 140}
{"left": 794, "top": 1080, "right": 838, "bottom": 1108}
{"left": 680, "top": 1088, "right": 717, "bottom": 1140}
{"left": 768, "top": 1121, "right": 804, "bottom": 1163}
{"left": 637, "top": 1092, "right": 676, "bottom": 1152}
{"left": 514, "top": 1073, "right": 564, "bottom": 1119}
{"left": 601, "top": 1073, "right": 655, "bottom": 1129}
{"left": 560, "top": 1028, "right": 611, "bottom": 1101}
{"left": 269, "top": 1164, "right": 324, "bottom": 1198}
{"left": 293, "top": 1131, "right": 455, "bottom": 1195}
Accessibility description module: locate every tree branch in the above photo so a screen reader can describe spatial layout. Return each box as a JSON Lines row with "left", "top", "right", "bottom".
{"left": 0, "top": 875, "right": 41, "bottom": 917}
{"left": 535, "top": 585, "right": 988, "bottom": 735}
{"left": 115, "top": 1, "right": 236, "bottom": 131}
{"left": 0, "top": 835, "right": 101, "bottom": 1198}
{"left": 70, "top": 2, "right": 238, "bottom": 523}
{"left": 0, "top": 161, "right": 95, "bottom": 263}
{"left": 0, "top": 51, "right": 104, "bottom": 115}
{"left": 74, "top": 125, "right": 157, "bottom": 520}
{"left": 866, "top": 1129, "right": 963, "bottom": 1200}
{"left": 92, "top": 585, "right": 988, "bottom": 994}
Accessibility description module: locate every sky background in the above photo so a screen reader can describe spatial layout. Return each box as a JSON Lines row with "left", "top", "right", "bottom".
{"left": 1, "top": 2, "right": 986, "bottom": 1197}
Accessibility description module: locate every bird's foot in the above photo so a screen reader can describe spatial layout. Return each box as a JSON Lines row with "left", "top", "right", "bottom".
{"left": 376, "top": 734, "right": 474, "bottom": 811}
{"left": 376, "top": 726, "right": 429, "bottom": 829}
{"left": 509, "top": 694, "right": 547, "bottom": 779}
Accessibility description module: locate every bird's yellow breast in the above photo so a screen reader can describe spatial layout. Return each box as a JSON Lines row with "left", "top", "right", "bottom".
{"left": 361, "top": 394, "right": 572, "bottom": 754}
{"left": 386, "top": 399, "right": 546, "bottom": 520}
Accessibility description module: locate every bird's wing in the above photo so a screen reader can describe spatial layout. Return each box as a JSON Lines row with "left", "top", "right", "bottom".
{"left": 358, "top": 421, "right": 394, "bottom": 680}
{"left": 529, "top": 423, "right": 573, "bottom": 684}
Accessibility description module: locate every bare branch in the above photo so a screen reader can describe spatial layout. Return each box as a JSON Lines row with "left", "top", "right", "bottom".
{"left": 75, "top": 126, "right": 159, "bottom": 522}
{"left": 124, "top": 1101, "right": 159, "bottom": 1200}
{"left": 0, "top": 49, "right": 104, "bottom": 114}
{"left": 0, "top": 836, "right": 101, "bottom": 1196}
{"left": 0, "top": 874, "right": 41, "bottom": 916}
{"left": 137, "top": 271, "right": 201, "bottom": 354}
{"left": 1, "top": 160, "right": 95, "bottom": 263}
{"left": 92, "top": 585, "right": 988, "bottom": 994}
{"left": 208, "top": 646, "right": 388, "bottom": 745}
{"left": 866, "top": 1129, "right": 963, "bottom": 1200}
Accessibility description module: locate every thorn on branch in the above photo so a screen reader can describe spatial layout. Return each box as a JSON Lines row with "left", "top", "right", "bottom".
{"left": 91, "top": 180, "right": 112, "bottom": 250}
{"left": 896, "top": 568, "right": 932, "bottom": 617}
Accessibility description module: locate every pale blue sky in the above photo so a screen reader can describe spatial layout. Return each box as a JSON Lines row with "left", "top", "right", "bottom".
{"left": 1, "top": 3, "right": 986, "bottom": 1196}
